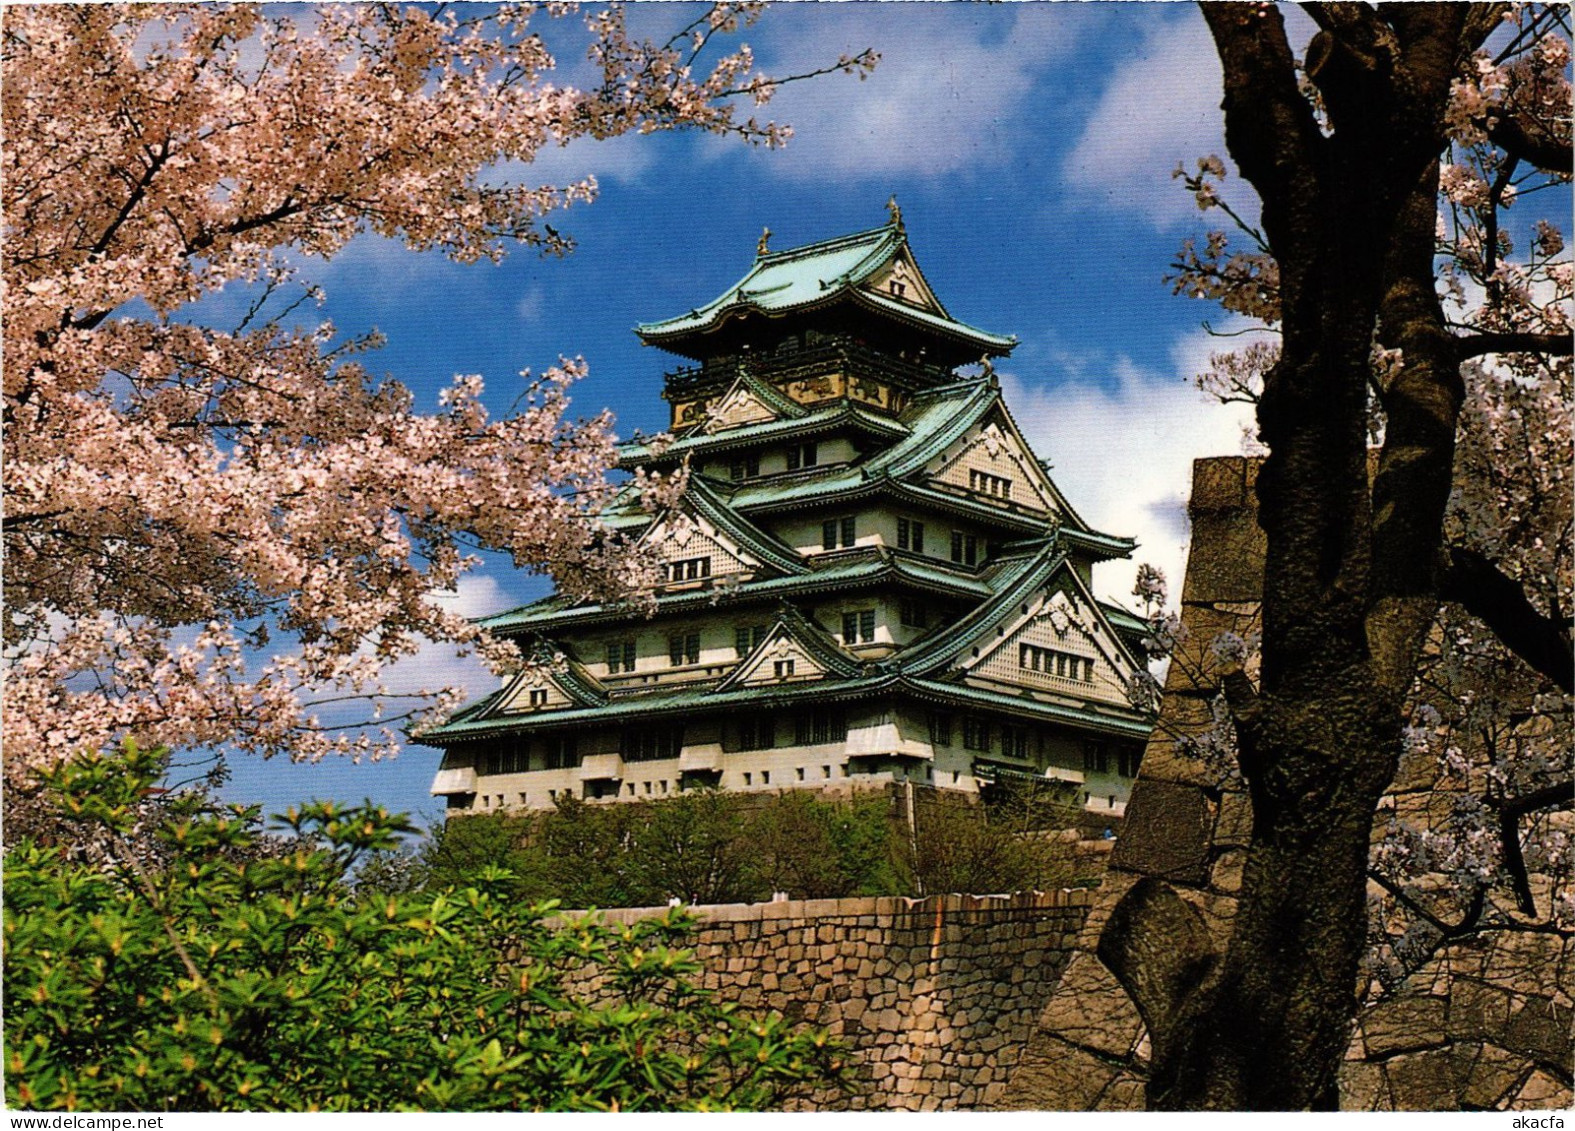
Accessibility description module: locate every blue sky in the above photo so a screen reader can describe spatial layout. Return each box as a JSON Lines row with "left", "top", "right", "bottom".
{"left": 218, "top": 1, "right": 1271, "bottom": 825}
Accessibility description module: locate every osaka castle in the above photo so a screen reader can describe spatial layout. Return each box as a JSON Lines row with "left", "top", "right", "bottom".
{"left": 422, "top": 205, "right": 1156, "bottom": 817}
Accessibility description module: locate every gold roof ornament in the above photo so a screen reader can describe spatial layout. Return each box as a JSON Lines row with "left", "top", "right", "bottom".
{"left": 757, "top": 226, "right": 772, "bottom": 256}
{"left": 886, "top": 194, "right": 903, "bottom": 232}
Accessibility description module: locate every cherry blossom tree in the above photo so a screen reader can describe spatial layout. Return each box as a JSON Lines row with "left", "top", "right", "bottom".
{"left": 1, "top": 4, "right": 875, "bottom": 780}
{"left": 1099, "top": 3, "right": 1571, "bottom": 1111}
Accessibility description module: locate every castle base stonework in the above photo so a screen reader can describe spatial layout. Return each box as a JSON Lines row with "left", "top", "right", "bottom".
{"left": 563, "top": 891, "right": 1090, "bottom": 1111}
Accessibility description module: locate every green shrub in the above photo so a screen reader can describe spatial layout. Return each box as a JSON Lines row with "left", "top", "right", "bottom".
{"left": 3, "top": 743, "right": 843, "bottom": 1112}
{"left": 746, "top": 789, "right": 907, "bottom": 899}
{"left": 413, "top": 784, "right": 1082, "bottom": 907}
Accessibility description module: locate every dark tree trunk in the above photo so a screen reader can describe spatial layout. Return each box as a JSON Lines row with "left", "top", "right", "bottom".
{"left": 1099, "top": 3, "right": 1510, "bottom": 1110}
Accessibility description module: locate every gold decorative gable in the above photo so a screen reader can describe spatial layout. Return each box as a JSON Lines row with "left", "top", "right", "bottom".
{"left": 703, "top": 378, "right": 779, "bottom": 433}
{"left": 929, "top": 417, "right": 1056, "bottom": 512}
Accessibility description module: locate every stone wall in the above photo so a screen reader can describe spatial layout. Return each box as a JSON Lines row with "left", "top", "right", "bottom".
{"left": 1001, "top": 457, "right": 1573, "bottom": 1111}
{"left": 578, "top": 890, "right": 1091, "bottom": 1111}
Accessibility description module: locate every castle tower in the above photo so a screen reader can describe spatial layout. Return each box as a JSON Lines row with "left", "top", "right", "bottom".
{"left": 422, "top": 211, "right": 1156, "bottom": 816}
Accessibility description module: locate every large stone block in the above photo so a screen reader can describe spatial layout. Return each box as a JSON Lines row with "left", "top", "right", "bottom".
{"left": 998, "top": 1036, "right": 1118, "bottom": 1111}
{"left": 1384, "top": 1046, "right": 1470, "bottom": 1110}
{"left": 1463, "top": 1041, "right": 1531, "bottom": 1110}
{"left": 1338, "top": 1061, "right": 1392, "bottom": 1111}
{"left": 1511, "top": 1068, "right": 1574, "bottom": 1110}
{"left": 1360, "top": 995, "right": 1449, "bottom": 1058}
{"left": 1030, "top": 951, "right": 1144, "bottom": 1059}
{"left": 1108, "top": 779, "right": 1214, "bottom": 885}
{"left": 1501, "top": 996, "right": 1572, "bottom": 1070}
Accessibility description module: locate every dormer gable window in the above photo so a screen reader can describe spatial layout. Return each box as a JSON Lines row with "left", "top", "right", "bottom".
{"left": 969, "top": 469, "right": 1012, "bottom": 499}
{"left": 664, "top": 557, "right": 711, "bottom": 583}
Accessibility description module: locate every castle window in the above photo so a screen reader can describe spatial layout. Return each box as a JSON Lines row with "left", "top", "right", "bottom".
{"left": 528, "top": 688, "right": 549, "bottom": 708}
{"left": 962, "top": 717, "right": 991, "bottom": 753}
{"left": 794, "top": 708, "right": 847, "bottom": 745}
{"left": 606, "top": 640, "right": 636, "bottom": 674}
{"left": 927, "top": 712, "right": 953, "bottom": 746}
{"left": 544, "top": 734, "right": 578, "bottom": 770}
{"left": 734, "top": 624, "right": 768, "bottom": 656}
{"left": 969, "top": 469, "right": 1013, "bottom": 499}
{"left": 738, "top": 715, "right": 775, "bottom": 751}
{"left": 999, "top": 725, "right": 1030, "bottom": 761}
{"left": 822, "top": 516, "right": 856, "bottom": 550}
{"left": 1118, "top": 746, "right": 1143, "bottom": 778}
{"left": 622, "top": 725, "right": 684, "bottom": 763}
{"left": 664, "top": 556, "right": 711, "bottom": 583}
{"left": 950, "top": 532, "right": 979, "bottom": 566}
{"left": 897, "top": 517, "right": 925, "bottom": 553}
{"left": 1021, "top": 644, "right": 1092, "bottom": 682}
{"left": 729, "top": 453, "right": 760, "bottom": 480}
{"left": 668, "top": 633, "right": 701, "bottom": 666}
{"left": 1083, "top": 741, "right": 1110, "bottom": 775}
{"left": 482, "top": 738, "right": 530, "bottom": 776}
{"left": 786, "top": 442, "right": 819, "bottom": 471}
{"left": 773, "top": 658, "right": 796, "bottom": 679}
{"left": 841, "top": 609, "right": 876, "bottom": 644}
{"left": 899, "top": 599, "right": 928, "bottom": 628}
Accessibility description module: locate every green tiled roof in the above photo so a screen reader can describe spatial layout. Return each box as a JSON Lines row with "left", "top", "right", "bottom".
{"left": 683, "top": 477, "right": 809, "bottom": 576}
{"left": 893, "top": 542, "right": 1066, "bottom": 676}
{"left": 1098, "top": 601, "right": 1149, "bottom": 638}
{"left": 636, "top": 221, "right": 1014, "bottom": 355}
{"left": 615, "top": 399, "right": 908, "bottom": 467}
{"left": 419, "top": 673, "right": 903, "bottom": 744}
{"left": 475, "top": 550, "right": 995, "bottom": 636}
{"left": 418, "top": 666, "right": 1151, "bottom": 746}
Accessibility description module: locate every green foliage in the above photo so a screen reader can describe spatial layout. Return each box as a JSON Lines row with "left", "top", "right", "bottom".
{"left": 912, "top": 785, "right": 1083, "bottom": 896}
{"left": 414, "top": 785, "right": 1081, "bottom": 907}
{"left": 747, "top": 790, "right": 909, "bottom": 899}
{"left": 3, "top": 743, "right": 843, "bottom": 1112}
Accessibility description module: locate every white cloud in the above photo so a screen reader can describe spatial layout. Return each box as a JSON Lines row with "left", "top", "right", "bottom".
{"left": 377, "top": 572, "right": 512, "bottom": 701}
{"left": 714, "top": 4, "right": 1098, "bottom": 181}
{"left": 515, "top": 282, "right": 546, "bottom": 323}
{"left": 514, "top": 132, "right": 660, "bottom": 189}
{"left": 1060, "top": 10, "right": 1230, "bottom": 231}
{"left": 1002, "top": 329, "right": 1262, "bottom": 611}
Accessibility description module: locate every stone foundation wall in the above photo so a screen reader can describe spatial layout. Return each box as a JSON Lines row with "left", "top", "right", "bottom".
{"left": 578, "top": 890, "right": 1091, "bottom": 1110}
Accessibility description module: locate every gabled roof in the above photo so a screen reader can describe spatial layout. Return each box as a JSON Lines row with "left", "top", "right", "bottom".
{"left": 615, "top": 398, "right": 908, "bottom": 468}
{"left": 890, "top": 540, "right": 1066, "bottom": 676}
{"left": 475, "top": 548, "right": 996, "bottom": 636}
{"left": 636, "top": 219, "right": 1015, "bottom": 357}
{"left": 699, "top": 368, "right": 809, "bottom": 433}
{"left": 682, "top": 477, "right": 809, "bottom": 577}
{"left": 891, "top": 543, "right": 1149, "bottom": 683}
{"left": 714, "top": 601, "right": 863, "bottom": 692}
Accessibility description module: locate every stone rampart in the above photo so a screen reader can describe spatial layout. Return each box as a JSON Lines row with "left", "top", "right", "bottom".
{"left": 571, "top": 890, "right": 1091, "bottom": 1111}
